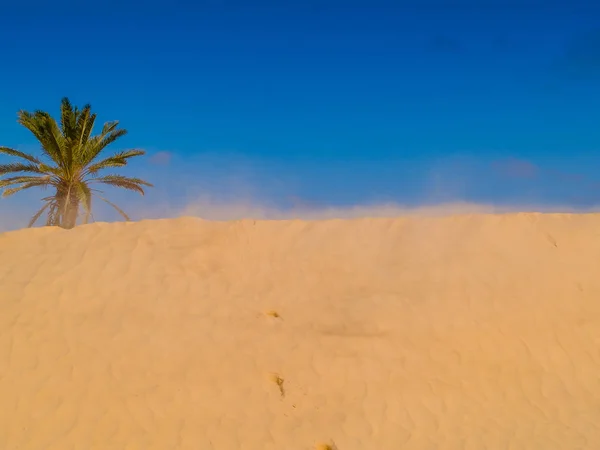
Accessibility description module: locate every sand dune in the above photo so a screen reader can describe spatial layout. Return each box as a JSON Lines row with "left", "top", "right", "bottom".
{"left": 1, "top": 213, "right": 600, "bottom": 449}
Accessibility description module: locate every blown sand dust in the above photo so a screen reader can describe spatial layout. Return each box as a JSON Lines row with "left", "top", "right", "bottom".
{"left": 1, "top": 213, "right": 600, "bottom": 449}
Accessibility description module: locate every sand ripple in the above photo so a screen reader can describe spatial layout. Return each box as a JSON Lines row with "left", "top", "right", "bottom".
{"left": 1, "top": 214, "right": 600, "bottom": 449}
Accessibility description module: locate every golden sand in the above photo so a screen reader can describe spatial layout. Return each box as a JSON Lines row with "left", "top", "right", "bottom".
{"left": 1, "top": 213, "right": 599, "bottom": 449}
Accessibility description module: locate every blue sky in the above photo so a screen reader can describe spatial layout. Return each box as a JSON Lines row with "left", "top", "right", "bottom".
{"left": 1, "top": 0, "right": 600, "bottom": 226}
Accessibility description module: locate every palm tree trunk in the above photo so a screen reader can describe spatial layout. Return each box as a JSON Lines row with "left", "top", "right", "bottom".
{"left": 57, "top": 185, "right": 79, "bottom": 229}
{"left": 63, "top": 200, "right": 79, "bottom": 229}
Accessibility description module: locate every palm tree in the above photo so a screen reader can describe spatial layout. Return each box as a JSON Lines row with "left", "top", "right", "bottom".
{"left": 0, "top": 97, "right": 152, "bottom": 229}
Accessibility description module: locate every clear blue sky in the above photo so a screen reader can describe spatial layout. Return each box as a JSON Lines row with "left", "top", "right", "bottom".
{"left": 1, "top": 0, "right": 600, "bottom": 225}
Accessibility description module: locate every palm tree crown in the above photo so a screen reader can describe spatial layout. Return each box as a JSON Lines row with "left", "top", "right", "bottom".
{"left": 0, "top": 97, "right": 152, "bottom": 228}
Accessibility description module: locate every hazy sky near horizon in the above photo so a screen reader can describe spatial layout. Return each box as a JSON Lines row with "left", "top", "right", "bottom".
{"left": 1, "top": 0, "right": 600, "bottom": 226}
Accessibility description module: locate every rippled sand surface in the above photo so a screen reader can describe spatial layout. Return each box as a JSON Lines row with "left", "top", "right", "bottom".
{"left": 1, "top": 213, "right": 600, "bottom": 449}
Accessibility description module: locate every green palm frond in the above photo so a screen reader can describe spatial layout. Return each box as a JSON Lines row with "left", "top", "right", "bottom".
{"left": 83, "top": 127, "right": 128, "bottom": 165}
{"left": 60, "top": 97, "right": 76, "bottom": 137}
{"left": 28, "top": 200, "right": 55, "bottom": 228}
{"left": 42, "top": 113, "right": 68, "bottom": 172}
{"left": 91, "top": 174, "right": 153, "bottom": 195}
{"left": 85, "top": 149, "right": 146, "bottom": 175}
{"left": 0, "top": 175, "right": 52, "bottom": 189}
{"left": 0, "top": 146, "right": 41, "bottom": 164}
{"left": 46, "top": 201, "right": 61, "bottom": 226}
{"left": 17, "top": 111, "right": 65, "bottom": 167}
{"left": 97, "top": 195, "right": 131, "bottom": 221}
{"left": 75, "top": 105, "right": 96, "bottom": 148}
{"left": 0, "top": 162, "right": 46, "bottom": 175}
{"left": 2, "top": 179, "right": 52, "bottom": 198}
{"left": 51, "top": 118, "right": 67, "bottom": 155}
{"left": 100, "top": 121, "right": 119, "bottom": 135}
{"left": 38, "top": 163, "right": 64, "bottom": 177}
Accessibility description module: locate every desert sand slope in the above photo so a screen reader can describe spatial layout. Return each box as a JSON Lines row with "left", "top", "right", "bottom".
{"left": 1, "top": 213, "right": 600, "bottom": 449}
